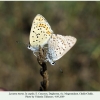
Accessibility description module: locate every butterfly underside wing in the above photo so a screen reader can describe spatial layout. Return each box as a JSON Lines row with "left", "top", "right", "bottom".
{"left": 28, "top": 14, "right": 53, "bottom": 52}
{"left": 46, "top": 34, "right": 77, "bottom": 65}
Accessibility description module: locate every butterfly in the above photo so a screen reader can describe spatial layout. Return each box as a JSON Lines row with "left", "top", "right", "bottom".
{"left": 46, "top": 34, "right": 77, "bottom": 65}
{"left": 27, "top": 14, "right": 53, "bottom": 55}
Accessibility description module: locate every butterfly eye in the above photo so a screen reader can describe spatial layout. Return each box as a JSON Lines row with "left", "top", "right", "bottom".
{"left": 27, "top": 45, "right": 30, "bottom": 49}
{"left": 51, "top": 62, "right": 55, "bottom": 65}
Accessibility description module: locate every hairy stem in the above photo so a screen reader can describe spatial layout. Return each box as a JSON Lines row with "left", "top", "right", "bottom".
{"left": 37, "top": 45, "right": 49, "bottom": 91}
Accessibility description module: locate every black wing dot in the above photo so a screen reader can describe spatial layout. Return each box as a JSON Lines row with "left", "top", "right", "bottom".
{"left": 53, "top": 39, "right": 55, "bottom": 41}
{"left": 63, "top": 49, "right": 65, "bottom": 51}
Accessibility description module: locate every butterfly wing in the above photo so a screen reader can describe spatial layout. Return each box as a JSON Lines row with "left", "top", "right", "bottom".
{"left": 29, "top": 14, "right": 53, "bottom": 52}
{"left": 54, "top": 35, "right": 77, "bottom": 61}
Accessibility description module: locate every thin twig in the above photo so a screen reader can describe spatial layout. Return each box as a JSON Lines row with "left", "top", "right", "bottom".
{"left": 37, "top": 45, "right": 49, "bottom": 91}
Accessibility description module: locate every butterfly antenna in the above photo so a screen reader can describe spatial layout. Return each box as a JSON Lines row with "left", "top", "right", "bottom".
{"left": 59, "top": 67, "right": 63, "bottom": 73}
{"left": 16, "top": 40, "right": 28, "bottom": 47}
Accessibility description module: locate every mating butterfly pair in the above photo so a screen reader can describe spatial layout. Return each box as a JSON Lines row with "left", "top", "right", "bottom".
{"left": 28, "top": 14, "right": 77, "bottom": 65}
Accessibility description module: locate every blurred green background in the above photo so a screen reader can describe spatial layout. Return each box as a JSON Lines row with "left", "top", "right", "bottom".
{"left": 0, "top": 1, "right": 100, "bottom": 91}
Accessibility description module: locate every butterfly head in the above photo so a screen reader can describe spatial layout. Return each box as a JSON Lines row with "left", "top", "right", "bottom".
{"left": 51, "top": 62, "right": 55, "bottom": 65}
{"left": 27, "top": 42, "right": 37, "bottom": 52}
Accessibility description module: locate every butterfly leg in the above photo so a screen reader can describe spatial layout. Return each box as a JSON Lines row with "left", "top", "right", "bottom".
{"left": 33, "top": 52, "right": 37, "bottom": 57}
